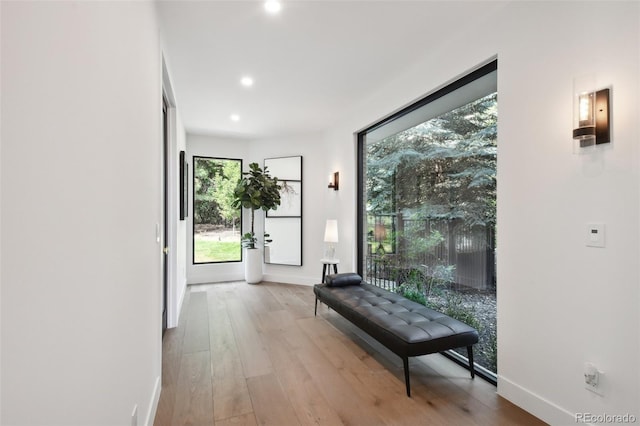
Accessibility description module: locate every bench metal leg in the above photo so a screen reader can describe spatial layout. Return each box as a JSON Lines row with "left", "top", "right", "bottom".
{"left": 314, "top": 297, "right": 318, "bottom": 316}
{"left": 403, "top": 356, "right": 411, "bottom": 397}
{"left": 467, "top": 346, "right": 475, "bottom": 379}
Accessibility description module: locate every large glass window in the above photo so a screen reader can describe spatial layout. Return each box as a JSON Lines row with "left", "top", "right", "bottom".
{"left": 193, "top": 157, "right": 242, "bottom": 263}
{"left": 358, "top": 61, "right": 497, "bottom": 377}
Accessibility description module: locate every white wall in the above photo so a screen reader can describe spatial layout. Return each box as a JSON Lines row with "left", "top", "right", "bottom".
{"left": 495, "top": 4, "right": 639, "bottom": 423}
{"left": 185, "top": 131, "right": 338, "bottom": 286}
{"left": 186, "top": 133, "right": 250, "bottom": 284}
{"left": 320, "top": 2, "right": 640, "bottom": 424}
{"left": 1, "top": 2, "right": 163, "bottom": 425}
{"left": 250, "top": 132, "right": 335, "bottom": 285}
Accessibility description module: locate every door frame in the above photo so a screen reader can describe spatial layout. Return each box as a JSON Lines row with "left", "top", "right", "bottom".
{"left": 162, "top": 57, "right": 182, "bottom": 330}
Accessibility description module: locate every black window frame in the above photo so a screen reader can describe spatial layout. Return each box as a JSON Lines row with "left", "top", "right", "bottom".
{"left": 192, "top": 155, "right": 243, "bottom": 265}
{"left": 357, "top": 59, "right": 497, "bottom": 277}
{"left": 356, "top": 60, "right": 498, "bottom": 385}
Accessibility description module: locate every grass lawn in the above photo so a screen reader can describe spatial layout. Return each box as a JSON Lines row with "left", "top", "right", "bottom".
{"left": 194, "top": 238, "right": 241, "bottom": 263}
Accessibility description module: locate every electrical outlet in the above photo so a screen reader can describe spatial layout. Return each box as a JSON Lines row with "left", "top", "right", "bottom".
{"left": 584, "top": 362, "right": 604, "bottom": 395}
{"left": 131, "top": 404, "right": 138, "bottom": 426}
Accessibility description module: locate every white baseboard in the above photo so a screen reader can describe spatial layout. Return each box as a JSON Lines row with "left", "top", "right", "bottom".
{"left": 144, "top": 375, "right": 161, "bottom": 426}
{"left": 498, "top": 374, "right": 575, "bottom": 425}
{"left": 188, "top": 272, "right": 244, "bottom": 285}
{"left": 187, "top": 273, "right": 318, "bottom": 286}
{"left": 262, "top": 273, "right": 317, "bottom": 286}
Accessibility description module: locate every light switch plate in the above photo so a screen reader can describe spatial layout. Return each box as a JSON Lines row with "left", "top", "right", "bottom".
{"left": 586, "top": 223, "right": 605, "bottom": 248}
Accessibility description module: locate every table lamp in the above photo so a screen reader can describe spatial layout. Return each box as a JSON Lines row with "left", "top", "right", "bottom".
{"left": 324, "top": 219, "right": 338, "bottom": 259}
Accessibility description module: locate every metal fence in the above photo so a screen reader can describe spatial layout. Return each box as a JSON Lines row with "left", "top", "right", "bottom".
{"left": 365, "top": 215, "right": 495, "bottom": 291}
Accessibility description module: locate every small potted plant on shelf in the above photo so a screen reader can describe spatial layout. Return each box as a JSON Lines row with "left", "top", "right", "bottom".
{"left": 232, "top": 162, "right": 282, "bottom": 284}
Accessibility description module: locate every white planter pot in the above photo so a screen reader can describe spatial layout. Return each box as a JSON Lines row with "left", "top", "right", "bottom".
{"left": 244, "top": 248, "right": 263, "bottom": 284}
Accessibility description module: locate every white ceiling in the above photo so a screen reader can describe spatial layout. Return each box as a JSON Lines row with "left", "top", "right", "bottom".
{"left": 156, "top": 1, "right": 503, "bottom": 139}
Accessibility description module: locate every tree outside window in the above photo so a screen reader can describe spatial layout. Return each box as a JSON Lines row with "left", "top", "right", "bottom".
{"left": 193, "top": 157, "right": 242, "bottom": 263}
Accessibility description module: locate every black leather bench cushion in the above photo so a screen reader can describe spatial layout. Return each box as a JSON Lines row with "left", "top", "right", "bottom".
{"left": 314, "top": 282, "right": 478, "bottom": 358}
{"left": 326, "top": 272, "right": 362, "bottom": 287}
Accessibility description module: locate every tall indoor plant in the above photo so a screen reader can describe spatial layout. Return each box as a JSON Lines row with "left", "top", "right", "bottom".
{"left": 232, "top": 162, "right": 282, "bottom": 283}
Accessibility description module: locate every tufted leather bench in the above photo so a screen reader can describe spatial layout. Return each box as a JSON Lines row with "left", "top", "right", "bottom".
{"left": 314, "top": 273, "right": 479, "bottom": 397}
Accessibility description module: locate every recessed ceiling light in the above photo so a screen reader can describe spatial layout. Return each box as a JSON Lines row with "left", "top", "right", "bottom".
{"left": 264, "top": 0, "right": 281, "bottom": 14}
{"left": 230, "top": 114, "right": 240, "bottom": 122}
{"left": 240, "top": 76, "right": 254, "bottom": 87}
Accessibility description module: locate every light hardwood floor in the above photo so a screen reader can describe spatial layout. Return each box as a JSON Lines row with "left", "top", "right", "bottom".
{"left": 154, "top": 281, "right": 546, "bottom": 426}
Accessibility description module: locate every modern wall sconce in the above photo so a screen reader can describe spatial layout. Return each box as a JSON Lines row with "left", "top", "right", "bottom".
{"left": 328, "top": 171, "right": 339, "bottom": 190}
{"left": 573, "top": 87, "right": 610, "bottom": 148}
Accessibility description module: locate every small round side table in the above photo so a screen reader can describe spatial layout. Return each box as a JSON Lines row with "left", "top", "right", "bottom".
{"left": 320, "top": 258, "right": 340, "bottom": 283}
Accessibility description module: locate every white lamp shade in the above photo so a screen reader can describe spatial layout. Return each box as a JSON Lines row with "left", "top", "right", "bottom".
{"left": 324, "top": 219, "right": 338, "bottom": 243}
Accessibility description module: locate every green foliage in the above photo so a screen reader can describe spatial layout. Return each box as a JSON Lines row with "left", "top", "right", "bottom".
{"left": 404, "top": 228, "right": 445, "bottom": 261}
{"left": 194, "top": 158, "right": 241, "bottom": 226}
{"left": 211, "top": 161, "right": 241, "bottom": 227}
{"left": 396, "top": 271, "right": 496, "bottom": 372}
{"left": 397, "top": 284, "right": 426, "bottom": 305}
{"left": 382, "top": 228, "right": 455, "bottom": 297}
{"left": 441, "top": 292, "right": 483, "bottom": 332}
{"left": 232, "top": 163, "right": 282, "bottom": 249}
{"left": 482, "top": 330, "right": 498, "bottom": 373}
{"left": 425, "top": 264, "right": 456, "bottom": 296}
{"left": 194, "top": 238, "right": 241, "bottom": 263}
{"left": 367, "top": 91, "right": 498, "bottom": 373}
{"left": 366, "top": 92, "right": 497, "bottom": 228}
{"left": 240, "top": 232, "right": 273, "bottom": 249}
{"left": 391, "top": 263, "right": 455, "bottom": 299}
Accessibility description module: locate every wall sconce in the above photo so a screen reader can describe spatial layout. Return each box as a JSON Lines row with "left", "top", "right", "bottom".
{"left": 328, "top": 171, "right": 339, "bottom": 190}
{"left": 573, "top": 87, "right": 610, "bottom": 148}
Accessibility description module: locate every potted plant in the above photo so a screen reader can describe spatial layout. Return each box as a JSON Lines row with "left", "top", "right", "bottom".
{"left": 232, "top": 162, "right": 282, "bottom": 283}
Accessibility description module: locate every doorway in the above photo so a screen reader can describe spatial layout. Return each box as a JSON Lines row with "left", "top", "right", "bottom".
{"left": 162, "top": 96, "right": 169, "bottom": 334}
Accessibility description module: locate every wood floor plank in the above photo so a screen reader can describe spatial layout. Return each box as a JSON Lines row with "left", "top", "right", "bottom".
{"left": 225, "top": 296, "right": 273, "bottom": 378}
{"left": 293, "top": 342, "right": 388, "bottom": 426}
{"left": 321, "top": 309, "right": 504, "bottom": 424}
{"left": 265, "top": 282, "right": 315, "bottom": 320}
{"left": 323, "top": 307, "right": 471, "bottom": 400}
{"left": 237, "top": 281, "right": 283, "bottom": 317}
{"left": 171, "top": 350, "right": 214, "bottom": 426}
{"left": 320, "top": 309, "right": 546, "bottom": 426}
{"left": 212, "top": 376, "right": 254, "bottom": 421}
{"left": 261, "top": 312, "right": 348, "bottom": 425}
{"left": 259, "top": 318, "right": 300, "bottom": 372}
{"left": 415, "top": 351, "right": 503, "bottom": 408}
{"left": 273, "top": 354, "right": 346, "bottom": 426}
{"left": 246, "top": 373, "right": 300, "bottom": 426}
{"left": 215, "top": 413, "right": 258, "bottom": 426}
{"left": 154, "top": 282, "right": 546, "bottom": 426}
{"left": 154, "top": 327, "right": 187, "bottom": 426}
{"left": 208, "top": 294, "right": 245, "bottom": 380}
{"left": 153, "top": 289, "right": 191, "bottom": 426}
{"left": 182, "top": 291, "right": 210, "bottom": 354}
{"left": 300, "top": 317, "right": 454, "bottom": 425}
{"left": 256, "top": 308, "right": 294, "bottom": 333}
{"left": 207, "top": 290, "right": 255, "bottom": 421}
